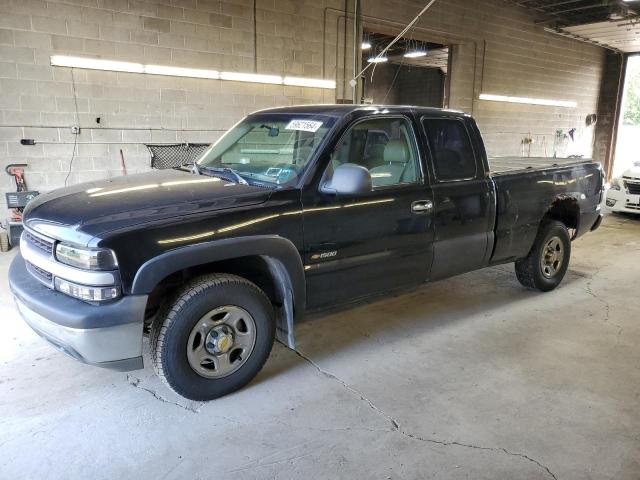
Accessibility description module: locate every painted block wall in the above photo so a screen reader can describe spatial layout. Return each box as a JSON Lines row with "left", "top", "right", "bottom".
{"left": 0, "top": 0, "right": 607, "bottom": 208}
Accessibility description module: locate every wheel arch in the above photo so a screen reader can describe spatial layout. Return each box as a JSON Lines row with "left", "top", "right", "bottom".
{"left": 544, "top": 194, "right": 580, "bottom": 237}
{"left": 132, "top": 235, "right": 304, "bottom": 348}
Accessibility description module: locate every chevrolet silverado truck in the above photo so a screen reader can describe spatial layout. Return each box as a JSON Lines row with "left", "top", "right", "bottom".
{"left": 9, "top": 105, "right": 604, "bottom": 401}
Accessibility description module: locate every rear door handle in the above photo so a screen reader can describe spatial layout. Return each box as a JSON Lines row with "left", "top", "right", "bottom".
{"left": 411, "top": 200, "right": 433, "bottom": 213}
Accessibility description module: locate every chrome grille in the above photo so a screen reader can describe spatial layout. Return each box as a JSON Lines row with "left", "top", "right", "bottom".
{"left": 23, "top": 230, "right": 54, "bottom": 256}
{"left": 25, "top": 260, "right": 53, "bottom": 287}
{"left": 625, "top": 181, "right": 640, "bottom": 195}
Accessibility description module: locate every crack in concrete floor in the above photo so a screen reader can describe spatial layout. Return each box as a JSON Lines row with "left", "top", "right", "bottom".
{"left": 584, "top": 266, "right": 624, "bottom": 347}
{"left": 124, "top": 259, "right": 627, "bottom": 479}
{"left": 126, "top": 374, "right": 205, "bottom": 413}
{"left": 292, "top": 348, "right": 559, "bottom": 480}
{"left": 126, "top": 346, "right": 558, "bottom": 479}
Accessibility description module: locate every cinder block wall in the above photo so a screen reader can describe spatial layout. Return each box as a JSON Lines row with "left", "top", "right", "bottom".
{"left": 360, "top": 0, "right": 606, "bottom": 159}
{"left": 0, "top": 0, "right": 607, "bottom": 207}
{"left": 0, "top": 0, "right": 340, "bottom": 204}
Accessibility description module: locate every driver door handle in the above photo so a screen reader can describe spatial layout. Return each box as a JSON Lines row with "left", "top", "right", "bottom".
{"left": 411, "top": 200, "right": 433, "bottom": 213}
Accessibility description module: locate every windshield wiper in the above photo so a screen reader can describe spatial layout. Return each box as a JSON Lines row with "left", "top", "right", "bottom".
{"left": 200, "top": 166, "right": 248, "bottom": 185}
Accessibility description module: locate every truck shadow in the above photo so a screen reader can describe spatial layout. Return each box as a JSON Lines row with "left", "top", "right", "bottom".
{"left": 253, "top": 264, "right": 593, "bottom": 385}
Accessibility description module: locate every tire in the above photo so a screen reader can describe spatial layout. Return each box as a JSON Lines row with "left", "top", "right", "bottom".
{"left": 150, "top": 274, "right": 275, "bottom": 401}
{"left": 515, "top": 220, "right": 571, "bottom": 292}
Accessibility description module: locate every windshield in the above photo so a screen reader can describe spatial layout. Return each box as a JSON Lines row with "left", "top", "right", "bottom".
{"left": 197, "top": 113, "right": 336, "bottom": 186}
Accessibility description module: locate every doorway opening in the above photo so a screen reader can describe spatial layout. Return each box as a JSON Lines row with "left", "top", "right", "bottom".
{"left": 360, "top": 31, "right": 449, "bottom": 108}
{"left": 613, "top": 55, "right": 640, "bottom": 178}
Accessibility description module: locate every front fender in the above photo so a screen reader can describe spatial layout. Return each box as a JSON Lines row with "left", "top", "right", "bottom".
{"left": 131, "top": 235, "right": 305, "bottom": 347}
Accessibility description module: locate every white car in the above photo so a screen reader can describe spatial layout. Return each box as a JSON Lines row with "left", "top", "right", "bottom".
{"left": 606, "top": 162, "right": 640, "bottom": 214}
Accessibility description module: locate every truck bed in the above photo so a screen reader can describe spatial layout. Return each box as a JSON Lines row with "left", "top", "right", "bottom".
{"left": 488, "top": 157, "right": 602, "bottom": 265}
{"left": 488, "top": 156, "right": 591, "bottom": 175}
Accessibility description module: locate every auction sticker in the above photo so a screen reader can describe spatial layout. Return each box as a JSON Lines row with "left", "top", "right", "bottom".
{"left": 285, "top": 119, "right": 323, "bottom": 133}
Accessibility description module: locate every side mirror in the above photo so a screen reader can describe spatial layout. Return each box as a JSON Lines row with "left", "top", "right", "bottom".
{"left": 321, "top": 163, "right": 372, "bottom": 196}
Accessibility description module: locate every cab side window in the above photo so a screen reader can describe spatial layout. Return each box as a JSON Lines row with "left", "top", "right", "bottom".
{"left": 328, "top": 117, "right": 421, "bottom": 188}
{"left": 422, "top": 119, "right": 477, "bottom": 181}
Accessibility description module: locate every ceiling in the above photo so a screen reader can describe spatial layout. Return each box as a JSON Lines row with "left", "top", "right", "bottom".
{"left": 505, "top": 0, "right": 640, "bottom": 52}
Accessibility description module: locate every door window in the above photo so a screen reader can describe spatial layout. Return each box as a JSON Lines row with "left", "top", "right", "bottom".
{"left": 326, "top": 117, "right": 422, "bottom": 188}
{"left": 422, "top": 119, "right": 477, "bottom": 181}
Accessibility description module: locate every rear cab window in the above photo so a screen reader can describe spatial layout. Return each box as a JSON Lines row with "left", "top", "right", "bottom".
{"left": 422, "top": 118, "right": 478, "bottom": 181}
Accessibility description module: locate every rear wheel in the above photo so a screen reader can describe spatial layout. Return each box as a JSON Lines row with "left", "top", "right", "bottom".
{"left": 515, "top": 220, "right": 571, "bottom": 292}
{"left": 150, "top": 274, "right": 275, "bottom": 401}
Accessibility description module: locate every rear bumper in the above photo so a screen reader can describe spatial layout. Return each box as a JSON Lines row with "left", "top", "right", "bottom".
{"left": 9, "top": 253, "right": 147, "bottom": 371}
{"left": 575, "top": 208, "right": 602, "bottom": 239}
{"left": 590, "top": 214, "right": 603, "bottom": 232}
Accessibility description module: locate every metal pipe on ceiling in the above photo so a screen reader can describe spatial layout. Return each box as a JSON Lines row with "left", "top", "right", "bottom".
{"left": 518, "top": 0, "right": 585, "bottom": 13}
{"left": 534, "top": 0, "right": 585, "bottom": 8}
{"left": 511, "top": 0, "right": 639, "bottom": 27}
{"left": 543, "top": 2, "right": 611, "bottom": 16}
{"left": 543, "top": 26, "right": 622, "bottom": 51}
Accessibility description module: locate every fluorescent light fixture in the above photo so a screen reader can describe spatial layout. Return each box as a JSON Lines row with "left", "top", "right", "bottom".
{"left": 479, "top": 93, "right": 577, "bottom": 108}
{"left": 51, "top": 55, "right": 143, "bottom": 73}
{"left": 367, "top": 56, "right": 388, "bottom": 63}
{"left": 220, "top": 71, "right": 283, "bottom": 84}
{"left": 361, "top": 41, "right": 372, "bottom": 50}
{"left": 284, "top": 76, "right": 336, "bottom": 89}
{"left": 51, "top": 56, "right": 219, "bottom": 79}
{"left": 51, "top": 55, "right": 335, "bottom": 89}
{"left": 144, "top": 64, "right": 219, "bottom": 79}
{"left": 404, "top": 50, "right": 427, "bottom": 58}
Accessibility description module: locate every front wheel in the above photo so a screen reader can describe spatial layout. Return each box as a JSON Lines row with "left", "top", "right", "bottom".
{"left": 515, "top": 220, "right": 571, "bottom": 292}
{"left": 150, "top": 274, "right": 275, "bottom": 401}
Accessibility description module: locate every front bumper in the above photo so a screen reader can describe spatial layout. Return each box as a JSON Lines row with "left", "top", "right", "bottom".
{"left": 605, "top": 189, "right": 640, "bottom": 214}
{"left": 9, "top": 253, "right": 147, "bottom": 371}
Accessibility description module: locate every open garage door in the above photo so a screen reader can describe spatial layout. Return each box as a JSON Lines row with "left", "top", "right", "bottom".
{"left": 613, "top": 55, "right": 640, "bottom": 178}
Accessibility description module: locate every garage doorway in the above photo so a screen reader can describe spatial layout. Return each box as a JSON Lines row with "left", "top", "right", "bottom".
{"left": 360, "top": 31, "right": 449, "bottom": 108}
{"left": 613, "top": 55, "right": 640, "bottom": 178}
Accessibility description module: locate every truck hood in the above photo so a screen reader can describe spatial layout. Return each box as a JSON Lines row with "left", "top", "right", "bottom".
{"left": 24, "top": 169, "right": 272, "bottom": 244}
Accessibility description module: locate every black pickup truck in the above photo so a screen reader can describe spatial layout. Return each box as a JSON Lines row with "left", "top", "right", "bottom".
{"left": 9, "top": 105, "right": 604, "bottom": 400}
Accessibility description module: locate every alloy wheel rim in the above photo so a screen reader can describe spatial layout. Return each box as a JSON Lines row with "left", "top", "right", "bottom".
{"left": 540, "top": 236, "right": 564, "bottom": 279}
{"left": 186, "top": 305, "right": 257, "bottom": 379}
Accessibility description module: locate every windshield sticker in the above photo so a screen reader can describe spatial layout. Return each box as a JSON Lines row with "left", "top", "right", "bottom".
{"left": 285, "top": 119, "right": 323, "bottom": 133}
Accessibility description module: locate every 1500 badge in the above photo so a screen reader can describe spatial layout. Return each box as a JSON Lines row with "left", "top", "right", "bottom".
{"left": 311, "top": 250, "right": 338, "bottom": 261}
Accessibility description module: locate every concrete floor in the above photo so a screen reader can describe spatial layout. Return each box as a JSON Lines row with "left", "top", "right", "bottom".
{"left": 1, "top": 214, "right": 639, "bottom": 480}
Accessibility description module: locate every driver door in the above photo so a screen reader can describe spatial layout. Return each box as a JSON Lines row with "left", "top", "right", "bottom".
{"left": 301, "top": 115, "right": 435, "bottom": 309}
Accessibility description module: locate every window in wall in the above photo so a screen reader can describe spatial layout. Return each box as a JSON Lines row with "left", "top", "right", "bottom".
{"left": 422, "top": 118, "right": 477, "bottom": 181}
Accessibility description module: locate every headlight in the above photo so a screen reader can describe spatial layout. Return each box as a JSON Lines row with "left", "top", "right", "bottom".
{"left": 609, "top": 178, "right": 626, "bottom": 192}
{"left": 55, "top": 243, "right": 118, "bottom": 270}
{"left": 54, "top": 278, "right": 121, "bottom": 302}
